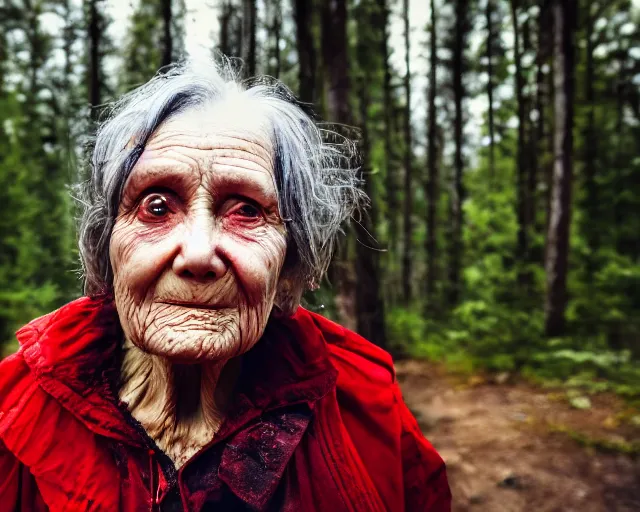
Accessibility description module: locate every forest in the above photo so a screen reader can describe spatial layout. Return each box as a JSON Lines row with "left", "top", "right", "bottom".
{"left": 0, "top": 0, "right": 639, "bottom": 402}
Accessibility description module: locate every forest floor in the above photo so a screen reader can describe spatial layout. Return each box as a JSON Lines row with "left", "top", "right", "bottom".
{"left": 396, "top": 360, "right": 640, "bottom": 512}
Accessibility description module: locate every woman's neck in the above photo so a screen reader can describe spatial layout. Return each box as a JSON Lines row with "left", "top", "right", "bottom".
{"left": 118, "top": 339, "right": 237, "bottom": 468}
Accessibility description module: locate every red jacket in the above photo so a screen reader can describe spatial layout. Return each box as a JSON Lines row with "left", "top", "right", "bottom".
{"left": 0, "top": 296, "right": 450, "bottom": 511}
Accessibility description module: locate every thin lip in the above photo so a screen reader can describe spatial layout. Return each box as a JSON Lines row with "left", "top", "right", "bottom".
{"left": 157, "top": 301, "right": 228, "bottom": 310}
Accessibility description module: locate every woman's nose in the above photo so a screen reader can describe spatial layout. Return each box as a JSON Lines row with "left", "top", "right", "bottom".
{"left": 172, "top": 215, "right": 229, "bottom": 281}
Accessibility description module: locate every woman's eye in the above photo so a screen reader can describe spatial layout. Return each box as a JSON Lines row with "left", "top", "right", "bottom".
{"left": 237, "top": 203, "right": 261, "bottom": 218}
{"left": 142, "top": 194, "right": 170, "bottom": 217}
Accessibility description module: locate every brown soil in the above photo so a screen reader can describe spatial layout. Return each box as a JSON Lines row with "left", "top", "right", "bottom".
{"left": 396, "top": 360, "right": 640, "bottom": 512}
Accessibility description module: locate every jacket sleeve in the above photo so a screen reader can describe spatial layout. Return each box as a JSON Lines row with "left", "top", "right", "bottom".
{"left": 0, "top": 351, "right": 49, "bottom": 512}
{"left": 0, "top": 439, "right": 20, "bottom": 510}
{"left": 393, "top": 383, "right": 452, "bottom": 511}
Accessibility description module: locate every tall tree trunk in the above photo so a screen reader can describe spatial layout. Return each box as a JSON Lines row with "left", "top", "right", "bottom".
{"left": 23, "top": 0, "right": 39, "bottom": 105}
{"left": 534, "top": 0, "right": 551, "bottom": 239}
{"left": 449, "top": 0, "right": 468, "bottom": 306}
{"left": 322, "top": 0, "right": 350, "bottom": 125}
{"left": 510, "top": 0, "right": 529, "bottom": 283}
{"left": 242, "top": 0, "right": 257, "bottom": 76}
{"left": 219, "top": 1, "right": 232, "bottom": 56}
{"left": 62, "top": 0, "right": 73, "bottom": 99}
{"left": 355, "top": 78, "right": 387, "bottom": 348}
{"left": 583, "top": 2, "right": 598, "bottom": 276}
{"left": 353, "top": 0, "right": 387, "bottom": 347}
{"left": 613, "top": 46, "right": 627, "bottom": 255}
{"left": 401, "top": 0, "right": 413, "bottom": 305}
{"left": 377, "top": 0, "right": 398, "bottom": 263}
{"left": 61, "top": 0, "right": 75, "bottom": 160}
{"left": 271, "top": 0, "right": 281, "bottom": 78}
{"left": 321, "top": 0, "right": 354, "bottom": 328}
{"left": 523, "top": 12, "right": 538, "bottom": 258}
{"left": 294, "top": 0, "right": 316, "bottom": 103}
{"left": 161, "top": 0, "right": 172, "bottom": 66}
{"left": 485, "top": 0, "right": 496, "bottom": 179}
{"left": 545, "top": 0, "right": 576, "bottom": 337}
{"left": 544, "top": 12, "right": 555, "bottom": 259}
{"left": 425, "top": 0, "right": 439, "bottom": 308}
{"left": 88, "top": 0, "right": 101, "bottom": 120}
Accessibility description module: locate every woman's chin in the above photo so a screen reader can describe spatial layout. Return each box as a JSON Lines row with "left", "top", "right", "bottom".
{"left": 134, "top": 329, "right": 248, "bottom": 363}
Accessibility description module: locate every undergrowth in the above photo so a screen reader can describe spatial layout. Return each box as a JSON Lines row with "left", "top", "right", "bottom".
{"left": 387, "top": 306, "right": 640, "bottom": 401}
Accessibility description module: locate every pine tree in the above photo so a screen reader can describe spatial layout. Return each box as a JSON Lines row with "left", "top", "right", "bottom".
{"left": 545, "top": 0, "right": 577, "bottom": 336}
{"left": 401, "top": 0, "right": 413, "bottom": 305}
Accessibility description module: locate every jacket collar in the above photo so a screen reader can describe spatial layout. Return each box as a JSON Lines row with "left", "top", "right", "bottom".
{"left": 17, "top": 295, "right": 141, "bottom": 443}
{"left": 17, "top": 296, "right": 337, "bottom": 508}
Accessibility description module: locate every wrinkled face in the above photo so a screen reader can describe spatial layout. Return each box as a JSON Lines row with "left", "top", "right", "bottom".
{"left": 109, "top": 105, "right": 287, "bottom": 362}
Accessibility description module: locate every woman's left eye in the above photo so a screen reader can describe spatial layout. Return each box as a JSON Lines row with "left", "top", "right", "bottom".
{"left": 236, "top": 203, "right": 261, "bottom": 218}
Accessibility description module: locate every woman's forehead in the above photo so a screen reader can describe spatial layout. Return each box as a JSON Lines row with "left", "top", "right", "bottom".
{"left": 139, "top": 102, "right": 274, "bottom": 164}
{"left": 151, "top": 104, "right": 273, "bottom": 157}
{"left": 120, "top": 106, "right": 280, "bottom": 202}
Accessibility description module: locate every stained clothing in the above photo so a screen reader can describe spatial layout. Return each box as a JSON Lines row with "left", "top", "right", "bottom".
{"left": 0, "top": 296, "right": 450, "bottom": 511}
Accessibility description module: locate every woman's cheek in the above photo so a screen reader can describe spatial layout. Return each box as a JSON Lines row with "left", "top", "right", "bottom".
{"left": 229, "top": 231, "right": 286, "bottom": 297}
{"left": 111, "top": 223, "right": 177, "bottom": 299}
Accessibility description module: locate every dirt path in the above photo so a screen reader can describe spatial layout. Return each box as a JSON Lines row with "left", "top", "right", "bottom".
{"left": 395, "top": 360, "right": 640, "bottom": 512}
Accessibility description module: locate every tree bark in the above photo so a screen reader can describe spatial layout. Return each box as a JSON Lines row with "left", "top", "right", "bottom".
{"left": 161, "top": 0, "right": 173, "bottom": 66}
{"left": 242, "top": 0, "right": 257, "bottom": 76}
{"left": 613, "top": 45, "right": 628, "bottom": 255}
{"left": 485, "top": 0, "right": 496, "bottom": 179}
{"left": 377, "top": 0, "right": 397, "bottom": 261}
{"left": 583, "top": 2, "right": 598, "bottom": 275}
{"left": 321, "top": 0, "right": 355, "bottom": 329}
{"left": 88, "top": 0, "right": 101, "bottom": 120}
{"left": 294, "top": 0, "right": 316, "bottom": 103}
{"left": 271, "top": 0, "right": 282, "bottom": 78}
{"left": 510, "top": 0, "right": 529, "bottom": 283}
{"left": 355, "top": 78, "right": 387, "bottom": 348}
{"left": 401, "top": 0, "right": 413, "bottom": 305}
{"left": 219, "top": 1, "right": 232, "bottom": 56}
{"left": 425, "top": 0, "right": 439, "bottom": 307}
{"left": 448, "top": 0, "right": 468, "bottom": 306}
{"left": 534, "top": 0, "right": 551, "bottom": 239}
{"left": 545, "top": 0, "right": 576, "bottom": 337}
{"left": 351, "top": 0, "right": 387, "bottom": 347}
{"left": 544, "top": 9, "right": 555, "bottom": 259}
{"left": 322, "top": 0, "right": 350, "bottom": 124}
{"left": 23, "top": 0, "right": 39, "bottom": 102}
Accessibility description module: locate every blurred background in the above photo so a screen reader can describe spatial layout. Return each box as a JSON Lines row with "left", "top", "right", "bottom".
{"left": 0, "top": 0, "right": 639, "bottom": 509}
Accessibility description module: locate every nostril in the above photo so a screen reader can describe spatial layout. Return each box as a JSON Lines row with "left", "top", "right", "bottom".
{"left": 179, "top": 269, "right": 217, "bottom": 280}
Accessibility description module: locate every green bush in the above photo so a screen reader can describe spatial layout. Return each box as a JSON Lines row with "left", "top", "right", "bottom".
{"left": 0, "top": 282, "right": 59, "bottom": 354}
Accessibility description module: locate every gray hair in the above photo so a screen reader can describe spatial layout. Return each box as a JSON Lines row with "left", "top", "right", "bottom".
{"left": 78, "top": 57, "right": 365, "bottom": 302}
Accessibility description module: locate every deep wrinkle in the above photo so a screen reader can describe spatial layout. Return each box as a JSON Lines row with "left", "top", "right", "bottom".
{"left": 110, "top": 104, "right": 288, "bottom": 468}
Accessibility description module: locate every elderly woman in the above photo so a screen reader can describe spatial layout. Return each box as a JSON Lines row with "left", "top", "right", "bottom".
{"left": 0, "top": 59, "right": 450, "bottom": 511}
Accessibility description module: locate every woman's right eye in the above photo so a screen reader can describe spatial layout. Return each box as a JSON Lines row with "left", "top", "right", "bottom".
{"left": 146, "top": 195, "right": 169, "bottom": 216}
{"left": 138, "top": 193, "right": 173, "bottom": 221}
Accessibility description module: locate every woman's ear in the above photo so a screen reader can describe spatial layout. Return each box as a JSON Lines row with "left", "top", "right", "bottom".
{"left": 274, "top": 246, "right": 306, "bottom": 317}
{"left": 273, "top": 265, "right": 306, "bottom": 317}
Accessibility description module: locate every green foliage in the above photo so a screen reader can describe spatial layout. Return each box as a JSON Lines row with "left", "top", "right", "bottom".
{"left": 0, "top": 4, "right": 81, "bottom": 352}
{"left": 548, "top": 422, "right": 640, "bottom": 455}
{"left": 120, "top": 2, "right": 165, "bottom": 90}
{"left": 0, "top": 0, "right": 638, "bottom": 411}
{"left": 0, "top": 283, "right": 59, "bottom": 349}
{"left": 119, "top": 0, "right": 186, "bottom": 92}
